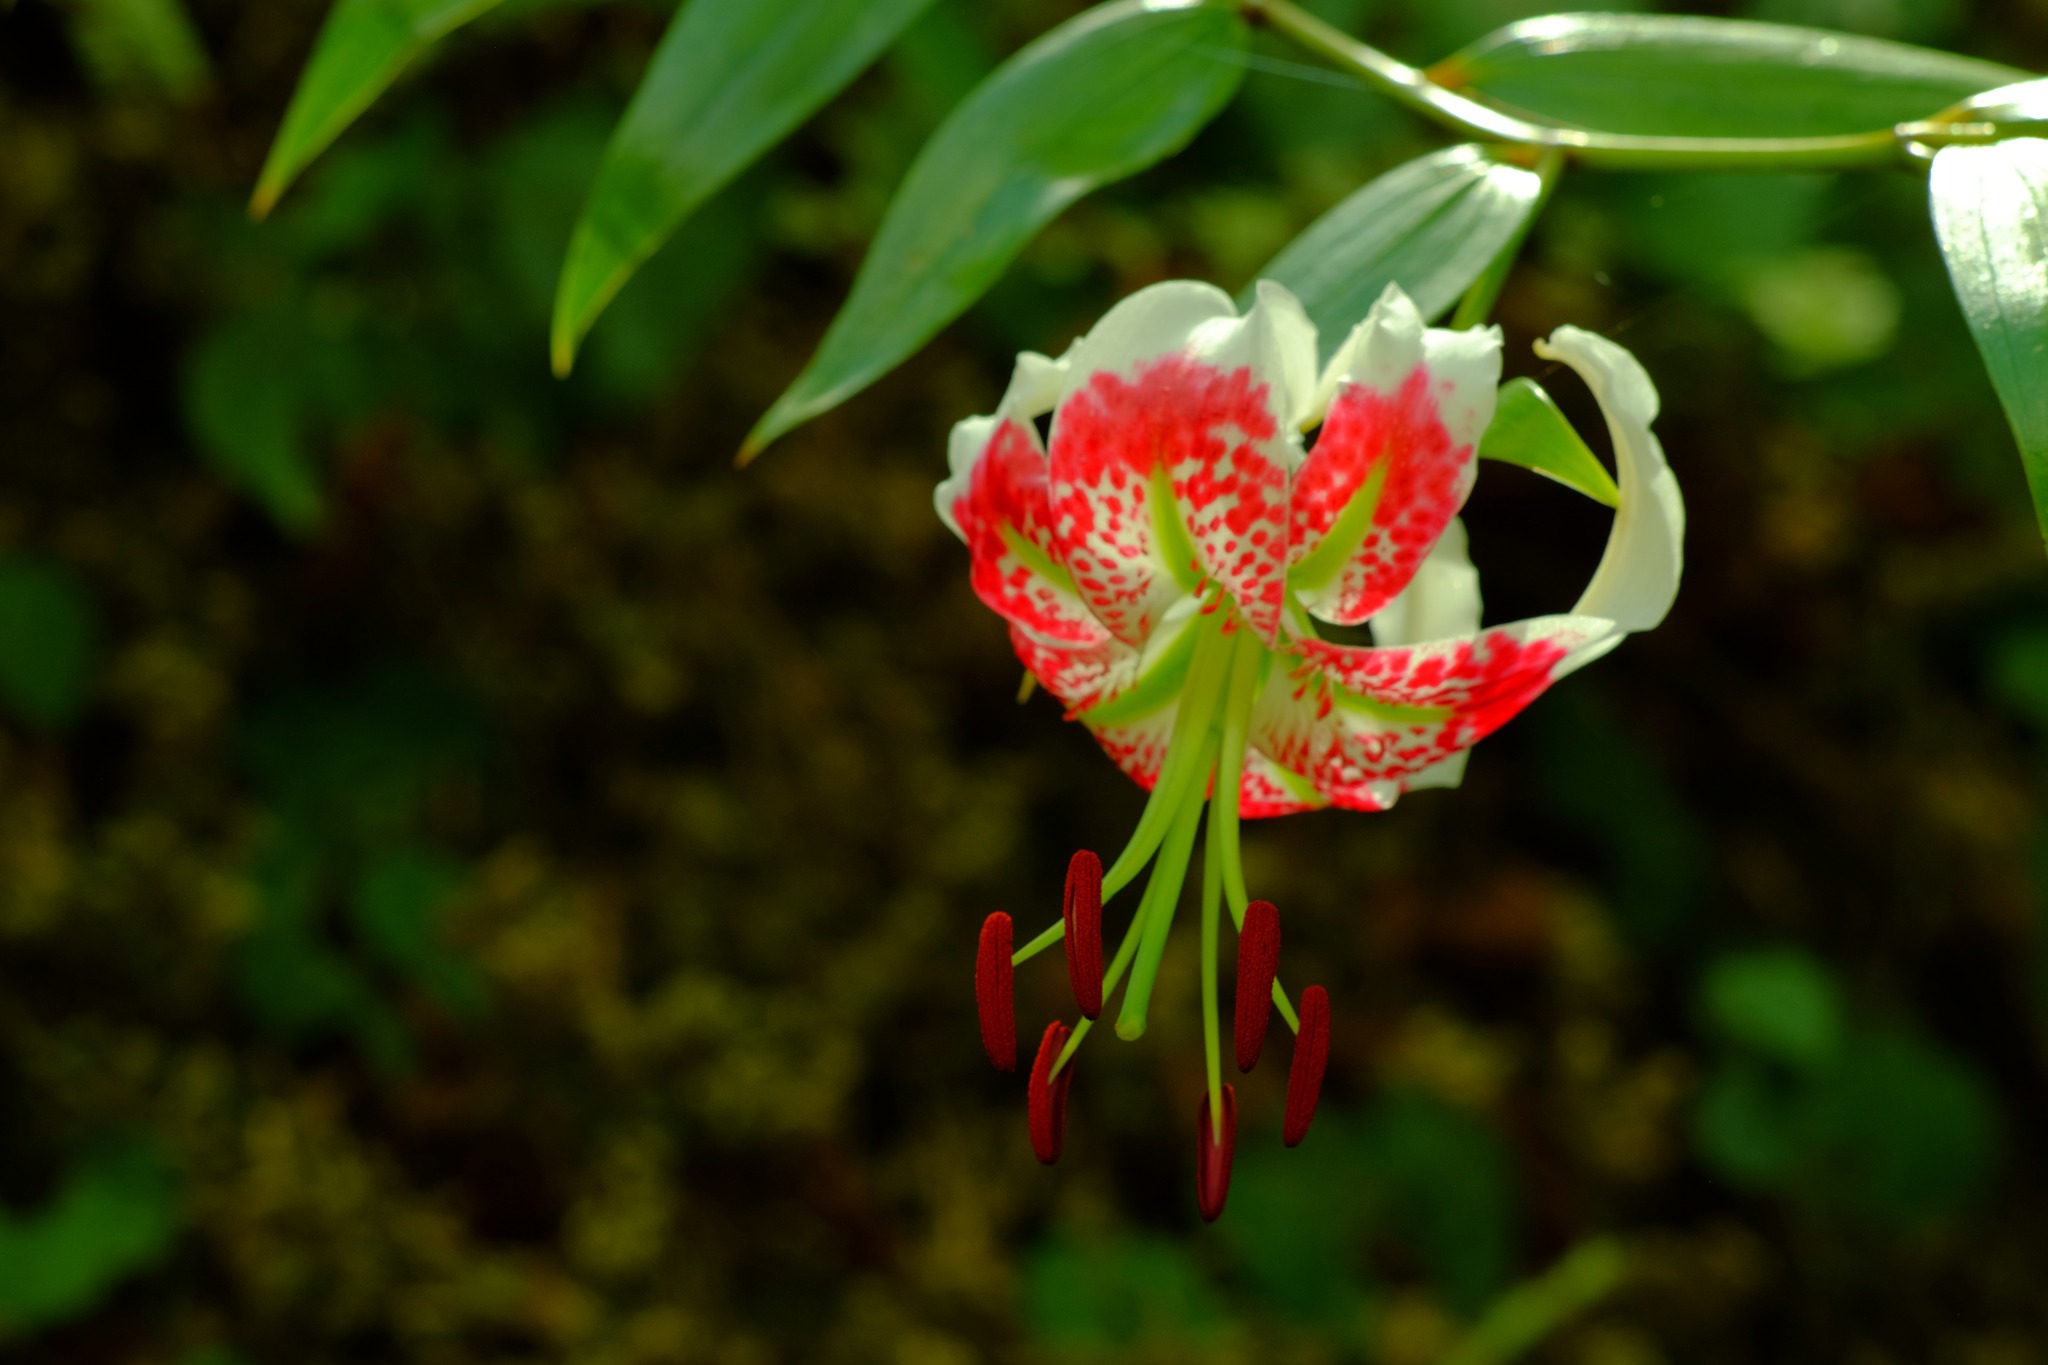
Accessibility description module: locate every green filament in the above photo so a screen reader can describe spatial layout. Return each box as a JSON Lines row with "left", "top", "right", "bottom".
{"left": 1114, "top": 730, "right": 1216, "bottom": 1041}
{"left": 1200, "top": 795, "right": 1225, "bottom": 1142}
{"left": 1101, "top": 616, "right": 1234, "bottom": 900}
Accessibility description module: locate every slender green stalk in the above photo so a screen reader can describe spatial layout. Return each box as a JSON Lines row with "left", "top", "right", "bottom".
{"left": 1052, "top": 754, "right": 1211, "bottom": 1075}
{"left": 1101, "top": 619, "right": 1234, "bottom": 900}
{"left": 1439, "top": 1238, "right": 1629, "bottom": 1365}
{"left": 1115, "top": 733, "right": 1217, "bottom": 1041}
{"left": 1200, "top": 807, "right": 1225, "bottom": 1142}
{"left": 1210, "top": 628, "right": 1303, "bottom": 1035}
{"left": 1014, "top": 618, "right": 1233, "bottom": 969}
{"left": 1451, "top": 146, "right": 1564, "bottom": 329}
{"left": 1210, "top": 629, "right": 1264, "bottom": 919}
{"left": 1243, "top": 0, "right": 1908, "bottom": 170}
{"left": 1011, "top": 917, "right": 1065, "bottom": 966}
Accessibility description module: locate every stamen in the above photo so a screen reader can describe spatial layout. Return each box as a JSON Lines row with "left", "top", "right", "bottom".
{"left": 1196, "top": 1083, "right": 1237, "bottom": 1222}
{"left": 1114, "top": 730, "right": 1217, "bottom": 1041}
{"left": 976, "top": 913, "right": 1016, "bottom": 1071}
{"left": 1283, "top": 985, "right": 1331, "bottom": 1147}
{"left": 1029, "top": 1019, "right": 1075, "bottom": 1164}
{"left": 1234, "top": 900, "right": 1280, "bottom": 1072}
{"left": 1063, "top": 850, "right": 1104, "bottom": 1019}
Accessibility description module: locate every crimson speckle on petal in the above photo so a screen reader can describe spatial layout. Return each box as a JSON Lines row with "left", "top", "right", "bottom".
{"left": 938, "top": 278, "right": 1684, "bottom": 1220}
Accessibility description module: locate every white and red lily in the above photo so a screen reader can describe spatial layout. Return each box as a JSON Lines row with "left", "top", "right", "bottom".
{"left": 944, "top": 279, "right": 1684, "bottom": 1218}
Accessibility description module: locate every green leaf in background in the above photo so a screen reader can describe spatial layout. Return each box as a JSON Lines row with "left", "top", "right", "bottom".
{"left": 1024, "top": 1233, "right": 1227, "bottom": 1349}
{"left": 0, "top": 1141, "right": 179, "bottom": 1331}
{"left": 1695, "top": 1023, "right": 2000, "bottom": 1226}
{"left": 1988, "top": 623, "right": 2048, "bottom": 731}
{"left": 1811, "top": 1028, "right": 2000, "bottom": 1225}
{"left": 66, "top": 0, "right": 212, "bottom": 101}
{"left": 552, "top": 0, "right": 935, "bottom": 376}
{"left": 1536, "top": 686, "right": 1705, "bottom": 947}
{"left": 1700, "top": 948, "right": 1843, "bottom": 1071}
{"left": 0, "top": 558, "right": 100, "bottom": 733}
{"left": 1476, "top": 377, "right": 1621, "bottom": 507}
{"left": 1253, "top": 145, "right": 1545, "bottom": 356}
{"left": 183, "top": 310, "right": 326, "bottom": 533}
{"left": 742, "top": 0, "right": 1248, "bottom": 461}
{"left": 1930, "top": 138, "right": 2048, "bottom": 550}
{"left": 351, "top": 847, "right": 486, "bottom": 1015}
{"left": 251, "top": 0, "right": 504, "bottom": 217}
{"left": 1434, "top": 15, "right": 2026, "bottom": 138}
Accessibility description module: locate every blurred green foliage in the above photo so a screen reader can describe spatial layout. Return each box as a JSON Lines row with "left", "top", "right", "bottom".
{"left": 2, "top": 0, "right": 2048, "bottom": 1360}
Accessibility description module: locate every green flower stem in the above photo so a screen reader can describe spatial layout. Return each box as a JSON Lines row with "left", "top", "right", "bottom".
{"left": 1010, "top": 917, "right": 1066, "bottom": 967}
{"left": 1101, "top": 617, "right": 1235, "bottom": 901}
{"left": 1242, "top": 0, "right": 1909, "bottom": 170}
{"left": 1200, "top": 804, "right": 1225, "bottom": 1142}
{"left": 1451, "top": 146, "right": 1564, "bottom": 328}
{"left": 1115, "top": 731, "right": 1218, "bottom": 1041}
{"left": 1208, "top": 629, "right": 1301, "bottom": 1035}
{"left": 1012, "top": 616, "right": 1233, "bottom": 971}
{"left": 1210, "top": 628, "right": 1264, "bottom": 918}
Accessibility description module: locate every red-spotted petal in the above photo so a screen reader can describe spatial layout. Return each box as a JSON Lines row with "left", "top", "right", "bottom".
{"left": 1238, "top": 747, "right": 1325, "bottom": 819}
{"left": 938, "top": 356, "right": 1106, "bottom": 646}
{"left": 1008, "top": 624, "right": 1180, "bottom": 791}
{"left": 1254, "top": 616, "right": 1616, "bottom": 809}
{"left": 1049, "top": 282, "right": 1313, "bottom": 647}
{"left": 1288, "top": 285, "right": 1500, "bottom": 627}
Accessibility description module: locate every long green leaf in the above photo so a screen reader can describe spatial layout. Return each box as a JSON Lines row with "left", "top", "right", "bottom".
{"left": 1251, "top": 145, "right": 1544, "bottom": 357}
{"left": 1930, "top": 137, "right": 2048, "bottom": 548}
{"left": 552, "top": 0, "right": 935, "bottom": 376}
{"left": 251, "top": 0, "right": 503, "bottom": 217}
{"left": 1436, "top": 14, "right": 2026, "bottom": 138}
{"left": 1476, "top": 378, "right": 1619, "bottom": 507}
{"left": 742, "top": 0, "right": 1247, "bottom": 461}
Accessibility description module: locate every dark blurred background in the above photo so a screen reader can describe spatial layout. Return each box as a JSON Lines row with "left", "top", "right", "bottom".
{"left": 5, "top": 0, "right": 2048, "bottom": 1360}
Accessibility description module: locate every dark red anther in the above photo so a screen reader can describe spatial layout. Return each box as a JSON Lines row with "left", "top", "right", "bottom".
{"left": 1284, "top": 985, "right": 1331, "bottom": 1147}
{"left": 1234, "top": 899, "right": 1280, "bottom": 1072}
{"left": 1196, "top": 1084, "right": 1237, "bottom": 1222}
{"left": 1063, "top": 850, "right": 1103, "bottom": 1020}
{"left": 976, "top": 913, "right": 1016, "bottom": 1071}
{"left": 1028, "top": 1020, "right": 1075, "bottom": 1164}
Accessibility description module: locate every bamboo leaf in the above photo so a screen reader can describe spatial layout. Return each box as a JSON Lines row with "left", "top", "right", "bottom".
{"left": 252, "top": 0, "right": 503, "bottom": 217}
{"left": 743, "top": 0, "right": 1247, "bottom": 461}
{"left": 1437, "top": 14, "right": 2026, "bottom": 138}
{"left": 1930, "top": 137, "right": 2048, "bottom": 549}
{"left": 552, "top": 0, "right": 935, "bottom": 375}
{"left": 1251, "top": 145, "right": 1544, "bottom": 358}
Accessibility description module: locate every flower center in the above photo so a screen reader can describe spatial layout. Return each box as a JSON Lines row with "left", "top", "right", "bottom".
{"left": 978, "top": 597, "right": 1331, "bottom": 1220}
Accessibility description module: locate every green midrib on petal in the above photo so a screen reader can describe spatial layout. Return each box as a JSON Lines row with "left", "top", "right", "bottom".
{"left": 1287, "top": 451, "right": 1391, "bottom": 598}
{"left": 1326, "top": 685, "right": 1454, "bottom": 725}
{"left": 1149, "top": 463, "right": 1205, "bottom": 592}
{"left": 1078, "top": 620, "right": 1199, "bottom": 728}
{"left": 995, "top": 523, "right": 1082, "bottom": 596}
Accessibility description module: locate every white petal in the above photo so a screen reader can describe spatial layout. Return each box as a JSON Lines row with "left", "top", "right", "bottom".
{"left": 1056, "top": 280, "right": 1239, "bottom": 401}
{"left": 1312, "top": 282, "right": 1502, "bottom": 448}
{"left": 936, "top": 350, "right": 1068, "bottom": 539}
{"left": 1538, "top": 327, "right": 1686, "bottom": 633}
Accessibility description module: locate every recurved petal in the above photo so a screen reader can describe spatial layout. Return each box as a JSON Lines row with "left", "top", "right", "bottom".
{"left": 1010, "top": 600, "right": 1201, "bottom": 791}
{"left": 1258, "top": 615, "right": 1617, "bottom": 808}
{"left": 1288, "top": 284, "right": 1501, "bottom": 627}
{"left": 937, "top": 354, "right": 1106, "bottom": 645}
{"left": 1049, "top": 281, "right": 1314, "bottom": 647}
{"left": 1239, "top": 747, "right": 1327, "bottom": 819}
{"left": 1539, "top": 327, "right": 1685, "bottom": 633}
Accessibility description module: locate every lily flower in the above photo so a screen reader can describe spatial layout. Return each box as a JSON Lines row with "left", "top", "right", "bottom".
{"left": 940, "top": 279, "right": 1684, "bottom": 1219}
